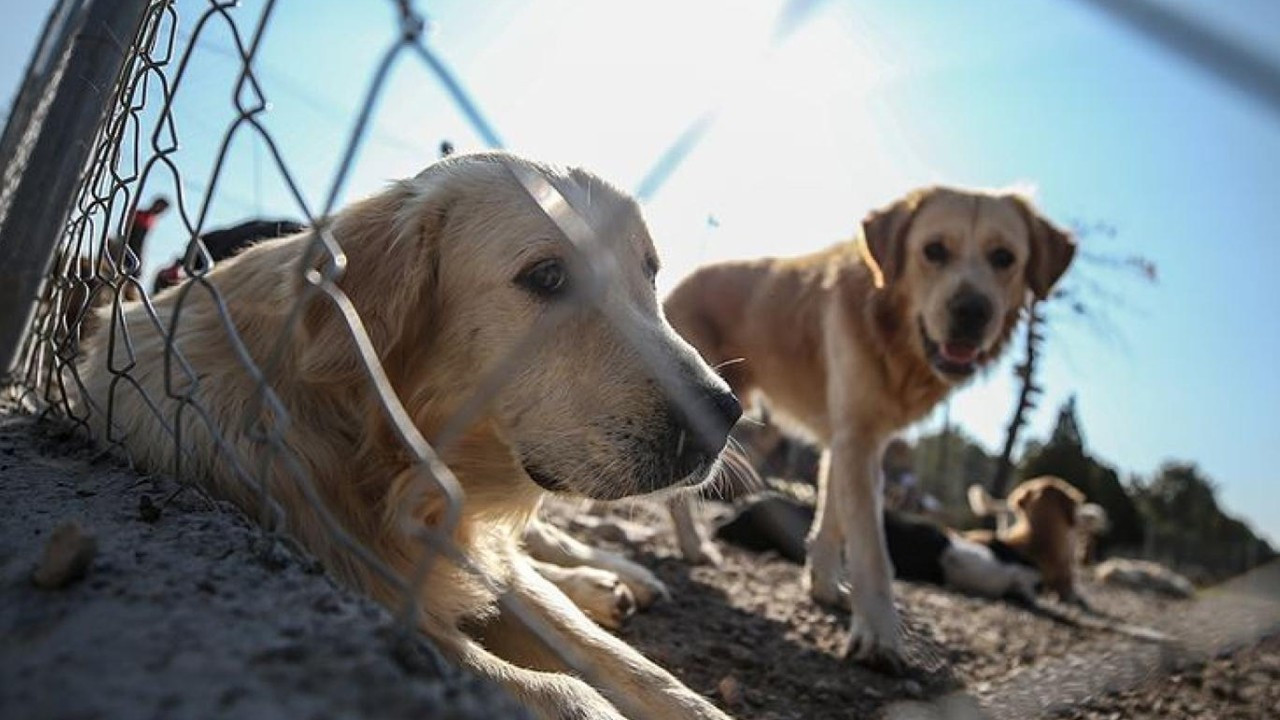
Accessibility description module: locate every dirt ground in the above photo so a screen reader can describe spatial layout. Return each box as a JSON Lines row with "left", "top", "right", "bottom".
{"left": 0, "top": 413, "right": 528, "bottom": 720}
{"left": 4, "top": 405, "right": 1278, "bottom": 720}
{"left": 541, "top": 498, "right": 1280, "bottom": 720}
{"left": 1057, "top": 634, "right": 1280, "bottom": 720}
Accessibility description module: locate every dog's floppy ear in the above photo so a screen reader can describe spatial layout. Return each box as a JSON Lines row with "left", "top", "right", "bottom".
{"left": 299, "top": 176, "right": 450, "bottom": 383}
{"left": 859, "top": 188, "right": 929, "bottom": 288}
{"left": 1008, "top": 482, "right": 1036, "bottom": 514}
{"left": 1012, "top": 195, "right": 1076, "bottom": 300}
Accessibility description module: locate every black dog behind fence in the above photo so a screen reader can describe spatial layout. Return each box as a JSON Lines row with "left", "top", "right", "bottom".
{"left": 1, "top": 0, "right": 1278, "bottom": 717}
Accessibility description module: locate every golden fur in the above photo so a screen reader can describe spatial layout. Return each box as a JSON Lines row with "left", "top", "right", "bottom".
{"left": 74, "top": 152, "right": 737, "bottom": 720}
{"left": 966, "top": 476, "right": 1088, "bottom": 602}
{"left": 664, "top": 186, "right": 1075, "bottom": 667}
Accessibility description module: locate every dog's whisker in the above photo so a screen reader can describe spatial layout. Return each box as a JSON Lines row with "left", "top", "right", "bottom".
{"left": 712, "top": 357, "right": 746, "bottom": 372}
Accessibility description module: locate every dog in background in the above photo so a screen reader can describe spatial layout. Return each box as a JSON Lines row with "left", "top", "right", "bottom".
{"left": 716, "top": 495, "right": 1041, "bottom": 603}
{"left": 151, "top": 218, "right": 305, "bottom": 293}
{"left": 970, "top": 485, "right": 1196, "bottom": 600}
{"left": 664, "top": 186, "right": 1075, "bottom": 668}
{"left": 966, "top": 477, "right": 1093, "bottom": 604}
{"left": 76, "top": 152, "right": 740, "bottom": 720}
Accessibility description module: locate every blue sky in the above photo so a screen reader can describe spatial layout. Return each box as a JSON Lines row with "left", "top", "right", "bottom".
{"left": 4, "top": 1, "right": 1278, "bottom": 542}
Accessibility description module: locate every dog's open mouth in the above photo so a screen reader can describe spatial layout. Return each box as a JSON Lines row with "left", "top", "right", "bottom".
{"left": 919, "top": 320, "right": 983, "bottom": 379}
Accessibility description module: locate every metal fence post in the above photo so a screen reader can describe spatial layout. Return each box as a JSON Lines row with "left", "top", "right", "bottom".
{"left": 0, "top": 0, "right": 87, "bottom": 184}
{"left": 0, "top": 0, "right": 152, "bottom": 376}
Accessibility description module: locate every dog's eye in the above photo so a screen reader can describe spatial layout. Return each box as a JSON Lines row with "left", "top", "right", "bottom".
{"left": 989, "top": 248, "right": 1016, "bottom": 270}
{"left": 516, "top": 258, "right": 569, "bottom": 298}
{"left": 923, "top": 240, "right": 950, "bottom": 265}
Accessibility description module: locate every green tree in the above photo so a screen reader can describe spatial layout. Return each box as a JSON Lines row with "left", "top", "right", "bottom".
{"left": 1132, "top": 462, "right": 1275, "bottom": 579}
{"left": 1018, "top": 397, "right": 1146, "bottom": 551}
{"left": 913, "top": 428, "right": 997, "bottom": 523}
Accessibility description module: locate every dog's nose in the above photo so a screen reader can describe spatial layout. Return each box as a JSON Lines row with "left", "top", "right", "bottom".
{"left": 684, "top": 387, "right": 742, "bottom": 453}
{"left": 947, "top": 290, "right": 993, "bottom": 339}
{"left": 671, "top": 386, "right": 742, "bottom": 474}
{"left": 708, "top": 388, "right": 743, "bottom": 431}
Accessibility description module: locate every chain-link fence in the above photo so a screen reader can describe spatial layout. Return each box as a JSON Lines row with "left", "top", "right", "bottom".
{"left": 0, "top": 1, "right": 746, "bottom": 716}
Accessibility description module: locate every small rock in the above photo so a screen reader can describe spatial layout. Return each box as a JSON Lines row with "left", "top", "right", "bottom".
{"left": 718, "top": 675, "right": 743, "bottom": 706}
{"left": 139, "top": 494, "right": 162, "bottom": 523}
{"left": 32, "top": 520, "right": 98, "bottom": 589}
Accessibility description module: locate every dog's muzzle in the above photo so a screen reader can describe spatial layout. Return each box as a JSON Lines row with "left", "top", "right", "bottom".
{"left": 919, "top": 318, "right": 984, "bottom": 380}
{"left": 667, "top": 386, "right": 743, "bottom": 486}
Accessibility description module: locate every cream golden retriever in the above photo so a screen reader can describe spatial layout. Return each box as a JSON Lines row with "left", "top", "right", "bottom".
{"left": 74, "top": 152, "right": 741, "bottom": 720}
{"left": 663, "top": 186, "right": 1075, "bottom": 668}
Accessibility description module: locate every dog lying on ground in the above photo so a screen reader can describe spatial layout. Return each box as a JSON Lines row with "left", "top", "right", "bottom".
{"left": 74, "top": 152, "right": 741, "bottom": 720}
{"left": 109, "top": 204, "right": 667, "bottom": 634}
{"left": 716, "top": 493, "right": 1042, "bottom": 602}
{"left": 974, "top": 488, "right": 1196, "bottom": 601}
{"left": 966, "top": 477, "right": 1093, "bottom": 604}
{"left": 664, "top": 186, "right": 1075, "bottom": 668}
{"left": 110, "top": 208, "right": 669, "bottom": 634}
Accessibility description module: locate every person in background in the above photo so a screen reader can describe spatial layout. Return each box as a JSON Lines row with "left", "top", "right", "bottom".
{"left": 123, "top": 196, "right": 171, "bottom": 268}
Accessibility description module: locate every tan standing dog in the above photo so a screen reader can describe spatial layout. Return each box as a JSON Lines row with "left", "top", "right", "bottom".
{"left": 664, "top": 186, "right": 1075, "bottom": 667}
{"left": 75, "top": 152, "right": 741, "bottom": 720}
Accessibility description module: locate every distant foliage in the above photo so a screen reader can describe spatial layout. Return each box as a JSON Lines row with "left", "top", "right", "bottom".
{"left": 916, "top": 398, "right": 1275, "bottom": 581}
{"left": 1017, "top": 396, "right": 1146, "bottom": 551}
{"left": 1131, "top": 462, "right": 1276, "bottom": 581}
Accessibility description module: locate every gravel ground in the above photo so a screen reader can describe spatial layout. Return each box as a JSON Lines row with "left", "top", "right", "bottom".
{"left": 1057, "top": 634, "right": 1280, "bottom": 720}
{"left": 3, "top": 405, "right": 1277, "bottom": 720}
{"left": 0, "top": 412, "right": 528, "bottom": 720}
{"left": 542, "top": 498, "right": 1280, "bottom": 720}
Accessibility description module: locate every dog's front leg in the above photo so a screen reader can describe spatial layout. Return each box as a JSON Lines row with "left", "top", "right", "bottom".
{"left": 669, "top": 495, "right": 723, "bottom": 566}
{"left": 442, "top": 633, "right": 628, "bottom": 720}
{"left": 525, "top": 517, "right": 670, "bottom": 607}
{"left": 831, "top": 429, "right": 902, "bottom": 669}
{"left": 804, "top": 449, "right": 848, "bottom": 606}
{"left": 481, "top": 553, "right": 733, "bottom": 720}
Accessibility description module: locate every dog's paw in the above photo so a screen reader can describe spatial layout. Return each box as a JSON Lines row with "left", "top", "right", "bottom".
{"left": 843, "top": 612, "right": 906, "bottom": 675}
{"left": 804, "top": 563, "right": 851, "bottom": 609}
{"left": 562, "top": 568, "right": 637, "bottom": 631}
{"left": 611, "top": 562, "right": 670, "bottom": 609}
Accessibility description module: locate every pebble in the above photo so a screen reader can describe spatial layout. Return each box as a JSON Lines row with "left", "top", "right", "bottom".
{"left": 32, "top": 520, "right": 98, "bottom": 589}
{"left": 717, "top": 675, "right": 742, "bottom": 706}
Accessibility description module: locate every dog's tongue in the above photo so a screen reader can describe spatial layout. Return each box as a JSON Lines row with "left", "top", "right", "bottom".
{"left": 941, "top": 342, "right": 979, "bottom": 364}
